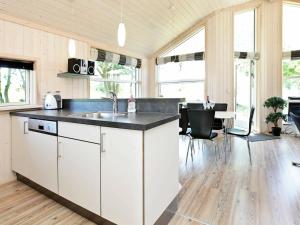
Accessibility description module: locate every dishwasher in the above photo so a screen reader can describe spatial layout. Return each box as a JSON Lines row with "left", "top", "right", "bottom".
{"left": 28, "top": 118, "right": 58, "bottom": 193}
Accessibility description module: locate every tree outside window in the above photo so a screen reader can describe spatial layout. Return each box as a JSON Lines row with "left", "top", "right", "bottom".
{"left": 0, "top": 68, "right": 29, "bottom": 106}
{"left": 90, "top": 61, "right": 139, "bottom": 98}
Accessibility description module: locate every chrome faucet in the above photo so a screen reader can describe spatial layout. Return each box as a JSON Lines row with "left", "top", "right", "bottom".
{"left": 109, "top": 91, "right": 118, "bottom": 114}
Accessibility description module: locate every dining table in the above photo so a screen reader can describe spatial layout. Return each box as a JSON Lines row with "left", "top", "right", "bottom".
{"left": 215, "top": 111, "right": 235, "bottom": 152}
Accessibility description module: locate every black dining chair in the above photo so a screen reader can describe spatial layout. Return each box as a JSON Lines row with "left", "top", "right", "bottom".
{"left": 289, "top": 112, "right": 300, "bottom": 167}
{"left": 179, "top": 108, "right": 190, "bottom": 137}
{"left": 186, "top": 103, "right": 204, "bottom": 110}
{"left": 186, "top": 109, "right": 219, "bottom": 164}
{"left": 226, "top": 107, "right": 255, "bottom": 164}
{"left": 212, "top": 103, "right": 228, "bottom": 130}
{"left": 290, "top": 112, "right": 300, "bottom": 132}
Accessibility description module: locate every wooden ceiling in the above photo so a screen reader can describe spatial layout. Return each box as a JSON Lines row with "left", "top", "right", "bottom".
{"left": 0, "top": 0, "right": 250, "bottom": 57}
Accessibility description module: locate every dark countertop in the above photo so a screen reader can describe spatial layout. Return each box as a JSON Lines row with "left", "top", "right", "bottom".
{"left": 11, "top": 110, "right": 179, "bottom": 131}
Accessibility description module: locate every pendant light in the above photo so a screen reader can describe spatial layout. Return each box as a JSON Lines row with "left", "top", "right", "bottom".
{"left": 68, "top": 0, "right": 76, "bottom": 57}
{"left": 117, "top": 0, "right": 126, "bottom": 47}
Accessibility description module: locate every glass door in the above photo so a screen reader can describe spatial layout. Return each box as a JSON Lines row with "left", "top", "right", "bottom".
{"left": 234, "top": 59, "right": 256, "bottom": 129}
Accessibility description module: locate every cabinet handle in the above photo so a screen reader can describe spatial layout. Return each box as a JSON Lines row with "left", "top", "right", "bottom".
{"left": 100, "top": 133, "right": 106, "bottom": 152}
{"left": 24, "top": 121, "right": 28, "bottom": 134}
{"left": 58, "top": 142, "right": 62, "bottom": 158}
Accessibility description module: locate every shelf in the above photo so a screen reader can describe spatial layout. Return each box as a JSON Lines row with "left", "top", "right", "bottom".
{"left": 57, "top": 72, "right": 140, "bottom": 83}
{"left": 57, "top": 72, "right": 96, "bottom": 79}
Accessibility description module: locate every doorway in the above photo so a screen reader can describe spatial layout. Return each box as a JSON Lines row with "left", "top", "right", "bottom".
{"left": 234, "top": 59, "right": 256, "bottom": 129}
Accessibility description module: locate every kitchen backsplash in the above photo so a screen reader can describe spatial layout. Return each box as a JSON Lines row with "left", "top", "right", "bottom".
{"left": 62, "top": 98, "right": 184, "bottom": 114}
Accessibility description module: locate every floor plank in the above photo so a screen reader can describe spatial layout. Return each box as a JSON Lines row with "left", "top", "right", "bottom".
{"left": 171, "top": 135, "right": 300, "bottom": 225}
{"left": 0, "top": 135, "right": 299, "bottom": 225}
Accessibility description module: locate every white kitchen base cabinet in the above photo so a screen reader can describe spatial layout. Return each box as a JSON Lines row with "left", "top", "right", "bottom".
{"left": 58, "top": 137, "right": 101, "bottom": 215}
{"left": 144, "top": 120, "right": 179, "bottom": 225}
{"left": 28, "top": 131, "right": 58, "bottom": 193}
{"left": 11, "top": 116, "right": 30, "bottom": 178}
{"left": 12, "top": 117, "right": 179, "bottom": 225}
{"left": 101, "top": 127, "right": 143, "bottom": 225}
{"left": 12, "top": 116, "right": 58, "bottom": 193}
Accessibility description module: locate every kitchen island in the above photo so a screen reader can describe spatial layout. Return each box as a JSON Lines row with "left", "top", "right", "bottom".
{"left": 11, "top": 108, "right": 179, "bottom": 225}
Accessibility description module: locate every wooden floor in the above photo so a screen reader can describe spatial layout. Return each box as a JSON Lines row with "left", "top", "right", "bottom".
{"left": 1, "top": 135, "right": 300, "bottom": 225}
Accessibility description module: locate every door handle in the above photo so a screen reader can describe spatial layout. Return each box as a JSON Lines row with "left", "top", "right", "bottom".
{"left": 58, "top": 142, "right": 62, "bottom": 158}
{"left": 100, "top": 133, "right": 106, "bottom": 152}
{"left": 24, "top": 121, "right": 28, "bottom": 134}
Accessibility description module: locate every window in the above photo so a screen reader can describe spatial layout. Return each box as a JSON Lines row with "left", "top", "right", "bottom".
{"left": 282, "top": 3, "right": 300, "bottom": 99}
{"left": 282, "top": 59, "right": 300, "bottom": 99}
{"left": 234, "top": 9, "right": 256, "bottom": 129}
{"left": 90, "top": 61, "right": 140, "bottom": 98}
{"left": 234, "top": 10, "right": 255, "bottom": 52}
{"left": 156, "top": 28, "right": 205, "bottom": 101}
{"left": 0, "top": 60, "right": 33, "bottom": 107}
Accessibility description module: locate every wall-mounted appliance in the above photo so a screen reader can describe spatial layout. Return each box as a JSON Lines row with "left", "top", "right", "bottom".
{"left": 44, "top": 92, "right": 62, "bottom": 110}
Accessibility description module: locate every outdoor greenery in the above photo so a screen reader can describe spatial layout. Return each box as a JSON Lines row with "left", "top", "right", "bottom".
{"left": 282, "top": 60, "right": 300, "bottom": 94}
{"left": 263, "top": 96, "right": 287, "bottom": 127}
{"left": 0, "top": 68, "right": 27, "bottom": 104}
{"left": 94, "top": 62, "right": 136, "bottom": 97}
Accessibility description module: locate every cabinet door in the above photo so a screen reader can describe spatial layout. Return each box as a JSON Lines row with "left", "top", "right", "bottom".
{"left": 101, "top": 127, "right": 143, "bottom": 225}
{"left": 58, "top": 137, "right": 101, "bottom": 215}
{"left": 11, "top": 116, "right": 30, "bottom": 177}
{"left": 28, "top": 131, "right": 58, "bottom": 193}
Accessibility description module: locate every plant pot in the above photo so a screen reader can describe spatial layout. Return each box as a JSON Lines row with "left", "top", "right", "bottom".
{"left": 271, "top": 127, "right": 281, "bottom": 136}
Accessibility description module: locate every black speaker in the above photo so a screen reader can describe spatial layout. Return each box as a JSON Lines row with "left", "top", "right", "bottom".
{"left": 68, "top": 58, "right": 81, "bottom": 74}
{"left": 68, "top": 58, "right": 88, "bottom": 74}
{"left": 87, "top": 61, "right": 95, "bottom": 75}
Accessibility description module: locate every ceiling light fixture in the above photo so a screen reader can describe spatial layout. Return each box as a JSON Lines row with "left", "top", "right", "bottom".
{"left": 118, "top": 0, "right": 126, "bottom": 47}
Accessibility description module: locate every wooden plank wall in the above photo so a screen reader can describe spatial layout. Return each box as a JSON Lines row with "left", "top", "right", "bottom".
{"left": 0, "top": 19, "right": 90, "bottom": 100}
{"left": 205, "top": 9, "right": 234, "bottom": 111}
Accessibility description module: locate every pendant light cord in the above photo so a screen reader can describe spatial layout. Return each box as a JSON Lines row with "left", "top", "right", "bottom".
{"left": 120, "top": 0, "right": 124, "bottom": 23}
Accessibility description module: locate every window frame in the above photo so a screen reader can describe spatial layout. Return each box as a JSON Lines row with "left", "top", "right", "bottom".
{"left": 282, "top": 59, "right": 300, "bottom": 99}
{"left": 89, "top": 62, "right": 141, "bottom": 98}
{"left": 282, "top": 2, "right": 300, "bottom": 100}
{"left": 0, "top": 67, "right": 33, "bottom": 107}
{"left": 155, "top": 27, "right": 206, "bottom": 100}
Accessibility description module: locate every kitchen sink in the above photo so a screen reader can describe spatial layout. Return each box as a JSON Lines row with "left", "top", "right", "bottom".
{"left": 69, "top": 112, "right": 127, "bottom": 119}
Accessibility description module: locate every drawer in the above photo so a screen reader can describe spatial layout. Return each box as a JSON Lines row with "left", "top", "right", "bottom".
{"left": 58, "top": 122, "right": 100, "bottom": 144}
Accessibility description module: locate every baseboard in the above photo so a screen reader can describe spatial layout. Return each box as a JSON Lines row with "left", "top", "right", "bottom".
{"left": 16, "top": 174, "right": 115, "bottom": 225}
{"left": 154, "top": 195, "right": 178, "bottom": 225}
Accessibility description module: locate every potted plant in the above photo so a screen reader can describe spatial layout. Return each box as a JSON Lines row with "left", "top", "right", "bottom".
{"left": 263, "top": 97, "right": 287, "bottom": 136}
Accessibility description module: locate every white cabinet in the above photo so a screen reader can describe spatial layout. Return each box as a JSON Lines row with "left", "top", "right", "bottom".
{"left": 144, "top": 120, "right": 179, "bottom": 225}
{"left": 12, "top": 118, "right": 179, "bottom": 225}
{"left": 101, "top": 127, "right": 143, "bottom": 225}
{"left": 58, "top": 137, "right": 101, "bottom": 215}
{"left": 12, "top": 116, "right": 58, "bottom": 193}
{"left": 28, "top": 131, "right": 58, "bottom": 193}
{"left": 58, "top": 122, "right": 100, "bottom": 144}
{"left": 11, "top": 116, "right": 30, "bottom": 177}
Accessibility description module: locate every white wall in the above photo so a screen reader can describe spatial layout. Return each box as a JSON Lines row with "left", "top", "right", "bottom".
{"left": 0, "top": 20, "right": 90, "bottom": 101}
{"left": 206, "top": 9, "right": 234, "bottom": 110}
{"left": 257, "top": 0, "right": 282, "bottom": 131}
{"left": 0, "top": 113, "right": 13, "bottom": 184}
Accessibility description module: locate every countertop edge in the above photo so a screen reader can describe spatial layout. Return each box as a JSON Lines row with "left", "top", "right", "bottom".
{"left": 10, "top": 111, "right": 180, "bottom": 131}
{"left": 0, "top": 106, "right": 42, "bottom": 114}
